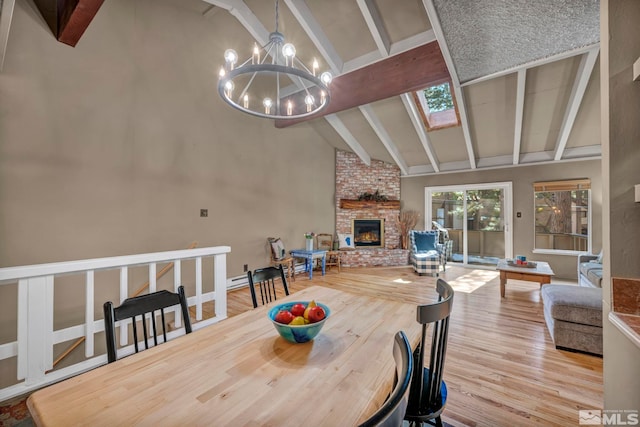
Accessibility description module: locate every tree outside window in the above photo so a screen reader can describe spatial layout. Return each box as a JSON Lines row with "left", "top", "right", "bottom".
{"left": 534, "top": 180, "right": 590, "bottom": 253}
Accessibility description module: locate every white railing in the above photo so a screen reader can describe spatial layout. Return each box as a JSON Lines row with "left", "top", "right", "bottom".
{"left": 0, "top": 245, "right": 231, "bottom": 402}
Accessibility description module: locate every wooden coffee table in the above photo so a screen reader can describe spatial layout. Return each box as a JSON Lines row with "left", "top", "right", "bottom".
{"left": 496, "top": 259, "right": 554, "bottom": 298}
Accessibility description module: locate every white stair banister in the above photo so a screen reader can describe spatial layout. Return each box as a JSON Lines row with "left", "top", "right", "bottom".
{"left": 0, "top": 245, "right": 231, "bottom": 402}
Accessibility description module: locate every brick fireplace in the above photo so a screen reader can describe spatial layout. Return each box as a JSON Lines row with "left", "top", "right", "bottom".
{"left": 335, "top": 151, "right": 409, "bottom": 267}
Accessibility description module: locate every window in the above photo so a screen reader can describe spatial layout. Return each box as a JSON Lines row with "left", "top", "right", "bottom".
{"left": 533, "top": 179, "right": 591, "bottom": 254}
{"left": 414, "top": 81, "right": 461, "bottom": 131}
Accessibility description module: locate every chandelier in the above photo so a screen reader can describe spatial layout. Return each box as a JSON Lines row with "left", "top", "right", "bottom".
{"left": 217, "top": 0, "right": 332, "bottom": 120}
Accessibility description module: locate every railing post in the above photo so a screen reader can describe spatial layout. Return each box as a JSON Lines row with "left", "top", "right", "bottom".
{"left": 17, "top": 276, "right": 54, "bottom": 385}
{"left": 85, "top": 271, "right": 95, "bottom": 357}
{"left": 214, "top": 254, "right": 227, "bottom": 320}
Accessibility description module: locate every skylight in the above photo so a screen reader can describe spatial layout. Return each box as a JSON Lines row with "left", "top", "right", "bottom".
{"left": 424, "top": 83, "right": 454, "bottom": 112}
{"left": 414, "top": 81, "right": 461, "bottom": 131}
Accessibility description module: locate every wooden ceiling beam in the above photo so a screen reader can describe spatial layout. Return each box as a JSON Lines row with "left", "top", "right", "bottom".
{"left": 275, "top": 41, "right": 450, "bottom": 128}
{"left": 33, "top": 0, "right": 105, "bottom": 47}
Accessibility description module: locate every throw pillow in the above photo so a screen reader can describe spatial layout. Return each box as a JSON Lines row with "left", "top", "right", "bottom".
{"left": 269, "top": 238, "right": 286, "bottom": 260}
{"left": 338, "top": 233, "right": 355, "bottom": 250}
{"left": 413, "top": 232, "right": 437, "bottom": 253}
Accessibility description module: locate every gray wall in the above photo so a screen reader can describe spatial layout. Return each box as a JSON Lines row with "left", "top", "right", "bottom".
{"left": 401, "top": 159, "right": 602, "bottom": 279}
{"left": 601, "top": 0, "right": 640, "bottom": 412}
{"left": 0, "top": 0, "right": 339, "bottom": 387}
{"left": 0, "top": 0, "right": 336, "bottom": 275}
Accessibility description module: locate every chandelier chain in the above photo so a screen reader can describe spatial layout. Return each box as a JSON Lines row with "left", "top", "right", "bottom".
{"left": 275, "top": 0, "right": 279, "bottom": 34}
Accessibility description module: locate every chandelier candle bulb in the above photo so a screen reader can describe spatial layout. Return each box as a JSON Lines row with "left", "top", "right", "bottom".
{"left": 287, "top": 101, "right": 293, "bottom": 116}
{"left": 252, "top": 44, "right": 260, "bottom": 64}
{"left": 313, "top": 58, "right": 319, "bottom": 76}
{"left": 243, "top": 94, "right": 249, "bottom": 109}
{"left": 224, "top": 49, "right": 237, "bottom": 70}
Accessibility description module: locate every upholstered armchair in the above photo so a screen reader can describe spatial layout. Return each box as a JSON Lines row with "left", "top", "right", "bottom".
{"left": 409, "top": 230, "right": 446, "bottom": 276}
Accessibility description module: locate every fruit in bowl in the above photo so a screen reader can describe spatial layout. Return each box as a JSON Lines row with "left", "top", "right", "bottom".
{"left": 268, "top": 300, "right": 330, "bottom": 343}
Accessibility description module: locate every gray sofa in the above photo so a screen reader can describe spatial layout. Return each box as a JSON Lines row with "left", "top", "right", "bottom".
{"left": 541, "top": 284, "right": 602, "bottom": 355}
{"left": 578, "top": 251, "right": 603, "bottom": 288}
{"left": 539, "top": 251, "right": 604, "bottom": 356}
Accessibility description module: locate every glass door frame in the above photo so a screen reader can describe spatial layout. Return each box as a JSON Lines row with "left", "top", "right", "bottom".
{"left": 425, "top": 181, "right": 513, "bottom": 268}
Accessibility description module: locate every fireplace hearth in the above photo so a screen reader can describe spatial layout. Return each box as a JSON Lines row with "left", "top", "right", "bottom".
{"left": 352, "top": 219, "right": 384, "bottom": 248}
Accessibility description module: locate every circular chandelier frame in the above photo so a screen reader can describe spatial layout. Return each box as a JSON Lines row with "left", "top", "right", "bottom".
{"left": 217, "top": 62, "right": 331, "bottom": 120}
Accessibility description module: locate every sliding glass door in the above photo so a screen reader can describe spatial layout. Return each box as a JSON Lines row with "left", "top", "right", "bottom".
{"left": 426, "top": 182, "right": 513, "bottom": 267}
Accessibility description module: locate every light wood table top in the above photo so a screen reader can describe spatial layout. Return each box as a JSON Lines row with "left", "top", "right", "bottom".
{"left": 496, "top": 259, "right": 554, "bottom": 298}
{"left": 27, "top": 286, "right": 421, "bottom": 427}
{"left": 496, "top": 259, "right": 554, "bottom": 276}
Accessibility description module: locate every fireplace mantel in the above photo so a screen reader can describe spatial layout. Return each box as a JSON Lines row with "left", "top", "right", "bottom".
{"left": 339, "top": 199, "right": 400, "bottom": 209}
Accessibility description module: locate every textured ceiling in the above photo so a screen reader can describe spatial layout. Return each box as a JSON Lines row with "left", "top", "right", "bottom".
{"left": 432, "top": 0, "right": 600, "bottom": 83}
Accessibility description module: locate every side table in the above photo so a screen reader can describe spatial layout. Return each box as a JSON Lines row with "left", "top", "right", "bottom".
{"left": 289, "top": 249, "right": 327, "bottom": 279}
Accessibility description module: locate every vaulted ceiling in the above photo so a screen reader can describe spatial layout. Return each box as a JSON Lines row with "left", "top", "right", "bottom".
{"left": 0, "top": 0, "right": 601, "bottom": 176}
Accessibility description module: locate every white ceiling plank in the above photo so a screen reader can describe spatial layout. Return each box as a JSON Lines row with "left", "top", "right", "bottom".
{"left": 562, "top": 144, "right": 602, "bottom": 159}
{"left": 513, "top": 69, "right": 526, "bottom": 165}
{"left": 422, "top": 0, "right": 476, "bottom": 169}
{"left": 451, "top": 84, "right": 476, "bottom": 169}
{"left": 553, "top": 48, "right": 599, "bottom": 161}
{"left": 342, "top": 30, "right": 436, "bottom": 74}
{"left": 407, "top": 164, "right": 435, "bottom": 175}
{"left": 0, "top": 0, "right": 16, "bottom": 72}
{"left": 356, "top": 0, "right": 390, "bottom": 57}
{"left": 388, "top": 30, "right": 436, "bottom": 56}
{"left": 342, "top": 51, "right": 383, "bottom": 74}
{"left": 285, "top": 0, "right": 343, "bottom": 74}
{"left": 404, "top": 147, "right": 601, "bottom": 178}
{"left": 359, "top": 105, "right": 409, "bottom": 175}
{"left": 325, "top": 115, "right": 371, "bottom": 166}
{"left": 460, "top": 43, "right": 600, "bottom": 87}
{"left": 400, "top": 93, "right": 440, "bottom": 172}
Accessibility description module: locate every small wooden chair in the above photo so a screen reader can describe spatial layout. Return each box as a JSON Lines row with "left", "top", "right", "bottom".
{"left": 247, "top": 265, "right": 290, "bottom": 308}
{"left": 358, "top": 331, "right": 413, "bottom": 427}
{"left": 268, "top": 237, "right": 296, "bottom": 282}
{"left": 316, "top": 233, "right": 341, "bottom": 272}
{"left": 103, "top": 286, "right": 192, "bottom": 363}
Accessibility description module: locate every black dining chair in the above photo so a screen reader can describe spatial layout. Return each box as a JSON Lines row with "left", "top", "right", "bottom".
{"left": 103, "top": 286, "right": 192, "bottom": 363}
{"left": 247, "top": 265, "right": 290, "bottom": 308}
{"left": 404, "top": 278, "right": 455, "bottom": 427}
{"left": 358, "top": 331, "right": 413, "bottom": 427}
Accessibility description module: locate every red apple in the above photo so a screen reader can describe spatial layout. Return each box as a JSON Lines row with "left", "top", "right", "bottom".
{"left": 290, "top": 303, "right": 306, "bottom": 317}
{"left": 274, "top": 310, "right": 295, "bottom": 324}
{"left": 307, "top": 306, "right": 326, "bottom": 323}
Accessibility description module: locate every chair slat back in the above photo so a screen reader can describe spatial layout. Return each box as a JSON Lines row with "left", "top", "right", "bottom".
{"left": 247, "top": 265, "right": 290, "bottom": 308}
{"left": 406, "top": 278, "right": 454, "bottom": 421}
{"left": 357, "top": 331, "right": 413, "bottom": 427}
{"left": 103, "top": 286, "right": 192, "bottom": 363}
{"left": 316, "top": 233, "right": 334, "bottom": 251}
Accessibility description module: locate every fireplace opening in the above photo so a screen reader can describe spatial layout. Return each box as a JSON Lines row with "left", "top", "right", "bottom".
{"left": 352, "top": 219, "right": 385, "bottom": 248}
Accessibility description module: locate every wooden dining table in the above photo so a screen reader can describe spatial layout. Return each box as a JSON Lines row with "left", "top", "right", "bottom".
{"left": 27, "top": 286, "right": 422, "bottom": 426}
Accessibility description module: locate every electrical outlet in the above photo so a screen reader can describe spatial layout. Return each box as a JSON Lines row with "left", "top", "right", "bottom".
{"left": 200, "top": 209, "right": 208, "bottom": 217}
{"left": 243, "top": 264, "right": 248, "bottom": 272}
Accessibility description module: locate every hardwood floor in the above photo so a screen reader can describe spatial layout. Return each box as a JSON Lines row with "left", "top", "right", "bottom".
{"left": 225, "top": 265, "right": 603, "bottom": 427}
